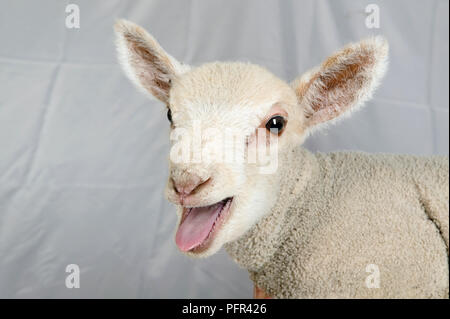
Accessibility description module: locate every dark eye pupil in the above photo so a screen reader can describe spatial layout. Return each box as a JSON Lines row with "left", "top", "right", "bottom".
{"left": 167, "top": 108, "right": 172, "bottom": 123}
{"left": 266, "top": 116, "right": 285, "bottom": 133}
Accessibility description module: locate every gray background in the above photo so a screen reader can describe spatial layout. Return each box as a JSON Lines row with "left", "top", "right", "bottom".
{"left": 0, "top": 0, "right": 448, "bottom": 298}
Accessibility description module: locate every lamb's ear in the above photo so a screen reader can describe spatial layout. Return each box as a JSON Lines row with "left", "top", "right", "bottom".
{"left": 114, "top": 19, "right": 189, "bottom": 103}
{"left": 292, "top": 37, "right": 388, "bottom": 130}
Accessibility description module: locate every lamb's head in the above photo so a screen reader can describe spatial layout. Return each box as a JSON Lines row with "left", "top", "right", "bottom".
{"left": 115, "top": 20, "right": 388, "bottom": 257}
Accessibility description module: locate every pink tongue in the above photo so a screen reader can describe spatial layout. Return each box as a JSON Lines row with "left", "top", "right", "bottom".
{"left": 175, "top": 203, "right": 223, "bottom": 252}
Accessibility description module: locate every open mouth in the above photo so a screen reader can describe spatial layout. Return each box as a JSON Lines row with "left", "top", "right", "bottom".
{"left": 175, "top": 197, "right": 233, "bottom": 253}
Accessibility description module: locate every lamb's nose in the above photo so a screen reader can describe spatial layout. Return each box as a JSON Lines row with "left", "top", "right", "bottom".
{"left": 172, "top": 174, "right": 210, "bottom": 196}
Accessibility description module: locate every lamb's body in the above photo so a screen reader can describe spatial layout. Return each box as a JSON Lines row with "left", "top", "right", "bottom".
{"left": 226, "top": 147, "right": 449, "bottom": 298}
{"left": 114, "top": 21, "right": 449, "bottom": 298}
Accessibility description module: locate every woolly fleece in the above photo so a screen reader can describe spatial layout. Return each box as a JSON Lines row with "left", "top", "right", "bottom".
{"left": 225, "top": 147, "right": 449, "bottom": 298}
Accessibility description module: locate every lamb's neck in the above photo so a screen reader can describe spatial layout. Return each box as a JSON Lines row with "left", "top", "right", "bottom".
{"left": 224, "top": 146, "right": 318, "bottom": 272}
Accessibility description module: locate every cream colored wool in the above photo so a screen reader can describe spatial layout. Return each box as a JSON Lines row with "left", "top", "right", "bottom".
{"left": 226, "top": 148, "right": 449, "bottom": 298}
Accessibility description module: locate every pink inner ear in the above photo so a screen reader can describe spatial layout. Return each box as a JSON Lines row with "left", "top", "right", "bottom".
{"left": 121, "top": 27, "right": 175, "bottom": 103}
{"left": 295, "top": 36, "right": 389, "bottom": 128}
{"left": 128, "top": 37, "right": 173, "bottom": 100}
{"left": 305, "top": 53, "right": 375, "bottom": 127}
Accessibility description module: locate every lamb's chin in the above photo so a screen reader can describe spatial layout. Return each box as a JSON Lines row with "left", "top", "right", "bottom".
{"left": 175, "top": 197, "right": 234, "bottom": 256}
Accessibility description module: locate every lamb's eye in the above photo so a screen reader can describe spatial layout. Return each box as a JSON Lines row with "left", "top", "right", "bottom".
{"left": 167, "top": 108, "right": 173, "bottom": 124}
{"left": 265, "top": 116, "right": 286, "bottom": 134}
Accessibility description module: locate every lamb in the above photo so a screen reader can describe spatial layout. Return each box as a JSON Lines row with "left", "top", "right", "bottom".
{"left": 114, "top": 20, "right": 449, "bottom": 298}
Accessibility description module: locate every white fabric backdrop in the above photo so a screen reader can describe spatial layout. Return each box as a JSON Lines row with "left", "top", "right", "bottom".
{"left": 0, "top": 0, "right": 448, "bottom": 298}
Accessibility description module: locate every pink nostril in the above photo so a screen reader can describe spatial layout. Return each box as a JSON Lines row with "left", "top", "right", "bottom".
{"left": 173, "top": 176, "right": 210, "bottom": 196}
